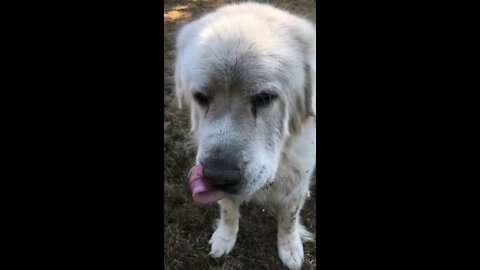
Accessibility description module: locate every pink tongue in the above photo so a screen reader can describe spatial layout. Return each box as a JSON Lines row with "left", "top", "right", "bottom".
{"left": 188, "top": 164, "right": 227, "bottom": 204}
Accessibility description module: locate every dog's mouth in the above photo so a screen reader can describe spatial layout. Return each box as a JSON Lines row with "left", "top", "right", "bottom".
{"left": 188, "top": 164, "right": 228, "bottom": 204}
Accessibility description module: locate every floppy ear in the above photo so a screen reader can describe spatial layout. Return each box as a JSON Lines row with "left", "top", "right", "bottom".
{"left": 286, "top": 21, "right": 316, "bottom": 136}
{"left": 175, "top": 61, "right": 200, "bottom": 133}
{"left": 175, "top": 71, "right": 202, "bottom": 136}
{"left": 291, "top": 20, "right": 316, "bottom": 120}
{"left": 174, "top": 22, "right": 200, "bottom": 133}
{"left": 305, "top": 51, "right": 316, "bottom": 117}
{"left": 174, "top": 22, "right": 196, "bottom": 110}
{"left": 174, "top": 63, "right": 190, "bottom": 110}
{"left": 304, "top": 28, "right": 316, "bottom": 118}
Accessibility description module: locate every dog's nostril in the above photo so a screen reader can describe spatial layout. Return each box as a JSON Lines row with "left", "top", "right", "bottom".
{"left": 203, "top": 167, "right": 241, "bottom": 183}
{"left": 202, "top": 165, "right": 241, "bottom": 190}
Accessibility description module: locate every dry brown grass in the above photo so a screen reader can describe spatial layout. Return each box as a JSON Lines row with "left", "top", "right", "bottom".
{"left": 164, "top": 1, "right": 316, "bottom": 269}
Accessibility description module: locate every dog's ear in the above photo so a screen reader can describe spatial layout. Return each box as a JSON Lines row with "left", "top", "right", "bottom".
{"left": 174, "top": 22, "right": 200, "bottom": 133}
{"left": 286, "top": 21, "right": 316, "bottom": 136}
{"left": 305, "top": 47, "right": 316, "bottom": 118}
{"left": 291, "top": 20, "right": 316, "bottom": 120}
{"left": 175, "top": 64, "right": 199, "bottom": 133}
{"left": 174, "top": 22, "right": 195, "bottom": 110}
{"left": 303, "top": 25, "right": 316, "bottom": 118}
{"left": 174, "top": 64, "right": 190, "bottom": 110}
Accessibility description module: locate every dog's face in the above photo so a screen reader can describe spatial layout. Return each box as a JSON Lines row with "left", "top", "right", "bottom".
{"left": 175, "top": 16, "right": 315, "bottom": 196}
{"left": 192, "top": 76, "right": 288, "bottom": 195}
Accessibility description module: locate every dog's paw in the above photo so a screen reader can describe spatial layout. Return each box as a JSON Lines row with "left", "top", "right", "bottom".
{"left": 208, "top": 226, "right": 237, "bottom": 258}
{"left": 278, "top": 232, "right": 304, "bottom": 270}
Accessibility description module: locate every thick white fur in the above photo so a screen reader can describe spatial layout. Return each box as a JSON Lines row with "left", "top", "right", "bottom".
{"left": 174, "top": 3, "right": 316, "bottom": 270}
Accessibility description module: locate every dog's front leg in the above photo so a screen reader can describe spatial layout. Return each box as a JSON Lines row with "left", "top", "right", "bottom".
{"left": 276, "top": 197, "right": 311, "bottom": 270}
{"left": 209, "top": 196, "right": 241, "bottom": 258}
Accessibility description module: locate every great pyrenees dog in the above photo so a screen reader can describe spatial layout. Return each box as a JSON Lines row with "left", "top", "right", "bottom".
{"left": 174, "top": 2, "right": 316, "bottom": 269}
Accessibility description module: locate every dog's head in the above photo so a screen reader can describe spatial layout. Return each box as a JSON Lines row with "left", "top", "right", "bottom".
{"left": 175, "top": 5, "right": 315, "bottom": 199}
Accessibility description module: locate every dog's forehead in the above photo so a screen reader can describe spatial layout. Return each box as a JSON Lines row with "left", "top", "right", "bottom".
{"left": 191, "top": 55, "right": 285, "bottom": 96}
{"left": 194, "top": 76, "right": 281, "bottom": 96}
{"left": 187, "top": 23, "right": 298, "bottom": 96}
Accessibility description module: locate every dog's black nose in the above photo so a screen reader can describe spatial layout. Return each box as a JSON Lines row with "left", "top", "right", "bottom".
{"left": 202, "top": 158, "right": 242, "bottom": 193}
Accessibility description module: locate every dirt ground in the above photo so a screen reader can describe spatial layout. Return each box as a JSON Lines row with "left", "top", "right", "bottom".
{"left": 164, "top": 1, "right": 316, "bottom": 269}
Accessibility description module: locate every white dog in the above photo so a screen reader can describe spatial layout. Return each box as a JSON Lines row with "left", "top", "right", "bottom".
{"left": 174, "top": 2, "right": 316, "bottom": 269}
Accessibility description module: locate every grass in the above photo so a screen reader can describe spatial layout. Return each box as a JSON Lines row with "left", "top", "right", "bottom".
{"left": 164, "top": 1, "right": 317, "bottom": 269}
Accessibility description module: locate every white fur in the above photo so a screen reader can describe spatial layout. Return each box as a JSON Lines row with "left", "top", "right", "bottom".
{"left": 174, "top": 3, "right": 316, "bottom": 269}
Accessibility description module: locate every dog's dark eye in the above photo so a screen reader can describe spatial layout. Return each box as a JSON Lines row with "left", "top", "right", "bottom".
{"left": 252, "top": 92, "right": 277, "bottom": 108}
{"left": 193, "top": 92, "right": 209, "bottom": 107}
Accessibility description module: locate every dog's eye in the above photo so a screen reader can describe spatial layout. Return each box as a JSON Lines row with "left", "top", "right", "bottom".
{"left": 193, "top": 92, "right": 209, "bottom": 107}
{"left": 252, "top": 92, "right": 277, "bottom": 107}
